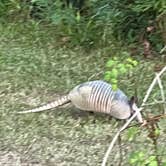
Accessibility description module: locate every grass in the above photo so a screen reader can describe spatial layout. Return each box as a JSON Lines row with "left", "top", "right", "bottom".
{"left": 0, "top": 22, "right": 166, "bottom": 165}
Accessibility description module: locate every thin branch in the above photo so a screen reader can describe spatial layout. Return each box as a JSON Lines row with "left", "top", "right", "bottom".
{"left": 101, "top": 66, "right": 166, "bottom": 166}
{"left": 120, "top": 113, "right": 166, "bottom": 130}
{"left": 101, "top": 107, "right": 143, "bottom": 166}
{"left": 142, "top": 100, "right": 166, "bottom": 106}
{"left": 146, "top": 114, "right": 166, "bottom": 121}
{"left": 88, "top": 71, "right": 103, "bottom": 81}
{"left": 156, "top": 73, "right": 166, "bottom": 113}
{"left": 160, "top": 45, "right": 166, "bottom": 54}
{"left": 142, "top": 66, "right": 166, "bottom": 107}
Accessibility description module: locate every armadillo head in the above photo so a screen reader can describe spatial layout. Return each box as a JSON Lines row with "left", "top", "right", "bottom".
{"left": 129, "top": 96, "right": 143, "bottom": 123}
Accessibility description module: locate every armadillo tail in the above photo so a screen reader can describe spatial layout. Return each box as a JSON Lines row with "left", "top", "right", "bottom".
{"left": 18, "top": 95, "right": 70, "bottom": 114}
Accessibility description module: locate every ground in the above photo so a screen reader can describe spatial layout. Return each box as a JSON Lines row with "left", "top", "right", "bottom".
{"left": 0, "top": 23, "right": 166, "bottom": 166}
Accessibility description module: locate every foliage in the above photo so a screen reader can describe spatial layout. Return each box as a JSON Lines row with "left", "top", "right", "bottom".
{"left": 32, "top": 0, "right": 112, "bottom": 46}
{"left": 104, "top": 51, "right": 138, "bottom": 90}
{"left": 109, "top": 0, "right": 166, "bottom": 50}
{"left": 28, "top": 0, "right": 166, "bottom": 49}
{"left": 0, "top": 0, "right": 165, "bottom": 49}
{"left": 126, "top": 127, "right": 139, "bottom": 142}
{"left": 129, "top": 152, "right": 159, "bottom": 166}
{"left": 0, "top": 0, "right": 27, "bottom": 21}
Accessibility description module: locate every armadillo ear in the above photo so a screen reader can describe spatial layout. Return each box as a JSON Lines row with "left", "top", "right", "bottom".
{"left": 129, "top": 96, "right": 138, "bottom": 106}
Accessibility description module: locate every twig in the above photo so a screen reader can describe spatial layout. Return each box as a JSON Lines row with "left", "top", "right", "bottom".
{"left": 126, "top": 113, "right": 166, "bottom": 129}
{"left": 156, "top": 73, "right": 166, "bottom": 113}
{"left": 142, "top": 66, "right": 166, "bottom": 107}
{"left": 101, "top": 66, "right": 166, "bottom": 166}
{"left": 146, "top": 114, "right": 166, "bottom": 122}
{"left": 143, "top": 100, "right": 166, "bottom": 106}
{"left": 160, "top": 45, "right": 166, "bottom": 54}
{"left": 88, "top": 71, "right": 103, "bottom": 81}
{"left": 101, "top": 107, "right": 143, "bottom": 166}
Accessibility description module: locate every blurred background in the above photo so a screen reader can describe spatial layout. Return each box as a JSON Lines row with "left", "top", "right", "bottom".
{"left": 0, "top": 0, "right": 166, "bottom": 165}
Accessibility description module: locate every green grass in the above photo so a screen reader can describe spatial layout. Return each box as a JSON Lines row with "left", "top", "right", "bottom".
{"left": 0, "top": 22, "right": 166, "bottom": 165}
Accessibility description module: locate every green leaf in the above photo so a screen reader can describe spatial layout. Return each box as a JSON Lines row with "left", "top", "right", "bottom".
{"left": 126, "top": 58, "right": 138, "bottom": 66}
{"left": 154, "top": 128, "right": 160, "bottom": 136}
{"left": 112, "top": 84, "right": 118, "bottom": 90}
{"left": 125, "top": 64, "right": 133, "bottom": 69}
{"left": 126, "top": 57, "right": 138, "bottom": 66}
{"left": 130, "top": 158, "right": 137, "bottom": 164}
{"left": 104, "top": 75, "right": 110, "bottom": 81}
{"left": 149, "top": 160, "right": 158, "bottom": 166}
{"left": 104, "top": 71, "right": 111, "bottom": 81}
{"left": 138, "top": 152, "right": 144, "bottom": 158}
{"left": 105, "top": 71, "right": 112, "bottom": 75}
{"left": 126, "top": 57, "right": 133, "bottom": 62}
{"left": 117, "top": 63, "right": 125, "bottom": 68}
{"left": 106, "top": 60, "right": 115, "bottom": 67}
{"left": 111, "top": 68, "right": 118, "bottom": 78}
{"left": 119, "top": 66, "right": 127, "bottom": 74}
{"left": 127, "top": 127, "right": 138, "bottom": 141}
{"left": 111, "top": 78, "right": 118, "bottom": 84}
{"left": 113, "top": 57, "right": 118, "bottom": 60}
{"left": 149, "top": 156, "right": 156, "bottom": 162}
{"left": 132, "top": 60, "right": 138, "bottom": 66}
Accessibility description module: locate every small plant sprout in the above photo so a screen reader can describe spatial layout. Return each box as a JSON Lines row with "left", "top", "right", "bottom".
{"left": 104, "top": 52, "right": 138, "bottom": 90}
